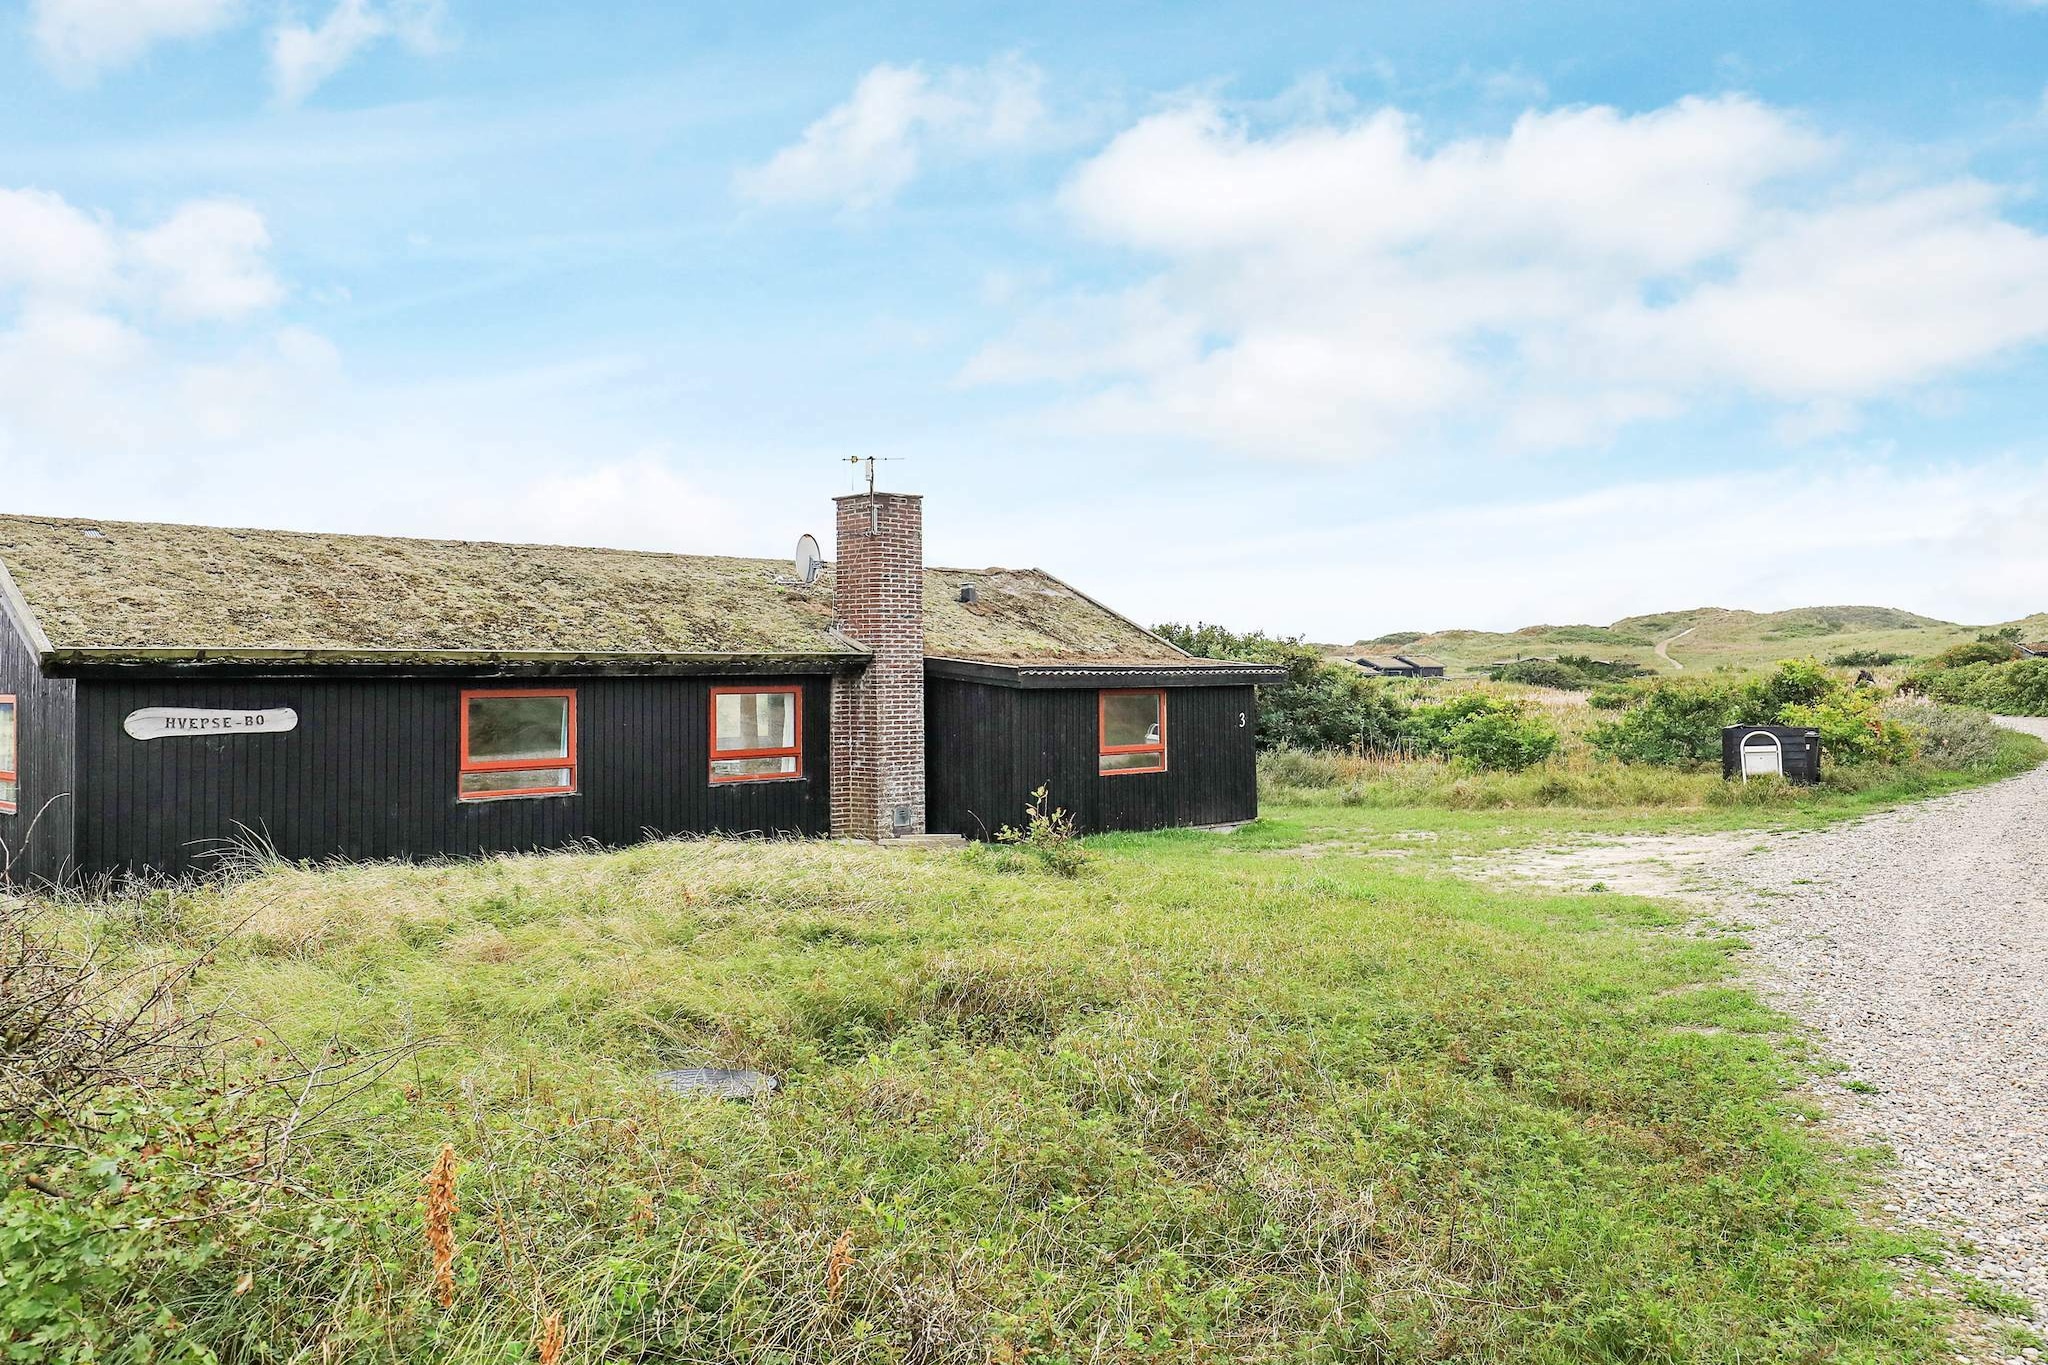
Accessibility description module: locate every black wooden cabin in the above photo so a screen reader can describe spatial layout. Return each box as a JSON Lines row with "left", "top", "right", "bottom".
{"left": 924, "top": 660, "right": 1266, "bottom": 839}
{"left": 0, "top": 497, "right": 1278, "bottom": 884}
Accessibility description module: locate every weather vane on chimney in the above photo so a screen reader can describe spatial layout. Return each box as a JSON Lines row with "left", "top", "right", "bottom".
{"left": 844, "top": 454, "right": 902, "bottom": 535}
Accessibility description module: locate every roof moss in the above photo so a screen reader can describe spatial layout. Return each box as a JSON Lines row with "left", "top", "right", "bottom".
{"left": 0, "top": 514, "right": 1185, "bottom": 667}
{"left": 916, "top": 567, "right": 1180, "bottom": 663}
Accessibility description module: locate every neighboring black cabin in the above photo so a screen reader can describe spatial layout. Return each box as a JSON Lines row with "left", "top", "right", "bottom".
{"left": 924, "top": 662, "right": 1264, "bottom": 839}
{"left": 0, "top": 501, "right": 1278, "bottom": 885}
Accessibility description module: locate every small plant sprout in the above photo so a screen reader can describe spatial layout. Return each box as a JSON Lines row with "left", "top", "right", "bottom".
{"left": 994, "top": 786, "right": 1089, "bottom": 876}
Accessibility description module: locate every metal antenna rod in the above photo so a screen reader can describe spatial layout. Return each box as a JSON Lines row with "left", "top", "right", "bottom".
{"left": 843, "top": 455, "right": 902, "bottom": 535}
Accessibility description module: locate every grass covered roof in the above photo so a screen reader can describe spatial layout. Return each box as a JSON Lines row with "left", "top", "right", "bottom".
{"left": 0, "top": 513, "right": 1184, "bottom": 666}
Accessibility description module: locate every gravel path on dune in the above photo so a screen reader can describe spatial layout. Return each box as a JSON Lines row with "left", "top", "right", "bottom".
{"left": 1701, "top": 717, "right": 2048, "bottom": 1338}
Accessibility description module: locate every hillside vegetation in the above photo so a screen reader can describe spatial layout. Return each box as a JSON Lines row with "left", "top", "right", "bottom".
{"left": 1345, "top": 606, "right": 2048, "bottom": 675}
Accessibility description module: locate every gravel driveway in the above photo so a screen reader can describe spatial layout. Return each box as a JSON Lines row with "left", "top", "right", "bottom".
{"left": 1703, "top": 717, "right": 2048, "bottom": 1337}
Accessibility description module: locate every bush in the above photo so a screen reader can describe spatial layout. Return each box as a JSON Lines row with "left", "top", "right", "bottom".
{"left": 1403, "top": 693, "right": 1559, "bottom": 772}
{"left": 1490, "top": 659, "right": 1583, "bottom": 689}
{"left": 1587, "top": 677, "right": 1745, "bottom": 767}
{"left": 0, "top": 908, "right": 377, "bottom": 1360}
{"left": 1442, "top": 709, "right": 1560, "bottom": 771}
{"left": 1881, "top": 698, "right": 2007, "bottom": 770}
{"left": 1778, "top": 691, "right": 1913, "bottom": 766}
{"left": 1908, "top": 657, "right": 2048, "bottom": 716}
{"left": 1404, "top": 692, "right": 1510, "bottom": 752}
{"left": 1928, "top": 640, "right": 2019, "bottom": 670}
{"left": 1557, "top": 655, "right": 1653, "bottom": 682}
{"left": 1588, "top": 660, "right": 1917, "bottom": 768}
{"left": 1738, "top": 658, "right": 1836, "bottom": 718}
{"left": 1827, "top": 649, "right": 1909, "bottom": 668}
{"left": 1489, "top": 656, "right": 1649, "bottom": 691}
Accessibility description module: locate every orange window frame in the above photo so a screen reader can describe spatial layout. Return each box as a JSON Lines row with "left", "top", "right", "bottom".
{"left": 458, "top": 688, "right": 577, "bottom": 801}
{"left": 709, "top": 685, "right": 804, "bottom": 784}
{"left": 1099, "top": 689, "right": 1168, "bottom": 776}
{"left": 0, "top": 695, "right": 15, "bottom": 815}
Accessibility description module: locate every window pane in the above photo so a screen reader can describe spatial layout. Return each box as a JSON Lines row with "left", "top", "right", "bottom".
{"left": 0, "top": 780, "right": 15, "bottom": 807}
{"left": 468, "top": 696, "right": 569, "bottom": 762}
{"left": 715, "top": 691, "right": 796, "bottom": 753}
{"left": 1103, "top": 693, "right": 1162, "bottom": 749}
{"left": 461, "top": 767, "right": 572, "bottom": 796}
{"left": 0, "top": 701, "right": 14, "bottom": 772}
{"left": 712, "top": 755, "right": 799, "bottom": 780}
{"left": 1100, "top": 750, "right": 1165, "bottom": 774}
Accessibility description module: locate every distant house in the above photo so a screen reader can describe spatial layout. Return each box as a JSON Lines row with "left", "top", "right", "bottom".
{"left": 0, "top": 493, "right": 1281, "bottom": 883}
{"left": 2020, "top": 642, "right": 2048, "bottom": 659}
{"left": 1346, "top": 654, "right": 1446, "bottom": 678}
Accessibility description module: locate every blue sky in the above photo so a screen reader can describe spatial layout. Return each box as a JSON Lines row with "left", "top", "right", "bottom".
{"left": 3, "top": 0, "right": 2046, "bottom": 639}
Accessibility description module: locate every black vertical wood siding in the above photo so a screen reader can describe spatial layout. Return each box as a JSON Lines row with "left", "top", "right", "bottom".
{"left": 925, "top": 679, "right": 1259, "bottom": 837}
{"left": 73, "top": 674, "right": 832, "bottom": 878}
{"left": 0, "top": 612, "right": 78, "bottom": 885}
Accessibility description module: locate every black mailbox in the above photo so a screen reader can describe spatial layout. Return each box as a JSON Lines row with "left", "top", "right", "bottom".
{"left": 1722, "top": 725, "right": 1822, "bottom": 784}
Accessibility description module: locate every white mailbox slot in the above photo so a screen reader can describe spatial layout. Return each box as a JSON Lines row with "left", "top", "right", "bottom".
{"left": 1739, "top": 730, "right": 1784, "bottom": 780}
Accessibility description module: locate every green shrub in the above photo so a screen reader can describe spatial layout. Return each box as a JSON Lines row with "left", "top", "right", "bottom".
{"left": 1491, "top": 659, "right": 1582, "bottom": 689}
{"left": 1489, "top": 656, "right": 1648, "bottom": 691}
{"left": 1587, "top": 677, "right": 1745, "bottom": 766}
{"left": 1738, "top": 658, "right": 1837, "bottom": 718}
{"left": 1587, "top": 682, "right": 1639, "bottom": 710}
{"left": 1778, "top": 692, "right": 1913, "bottom": 766}
{"left": 1882, "top": 698, "right": 2008, "bottom": 769}
{"left": 1588, "top": 660, "right": 1908, "bottom": 767}
{"left": 1909, "top": 658, "right": 2048, "bottom": 715}
{"left": 1402, "top": 693, "right": 1559, "bottom": 772}
{"left": 1827, "top": 649, "right": 1910, "bottom": 668}
{"left": 1929, "top": 640, "right": 2019, "bottom": 670}
{"left": 1442, "top": 709, "right": 1561, "bottom": 771}
{"left": 1557, "top": 655, "right": 1653, "bottom": 682}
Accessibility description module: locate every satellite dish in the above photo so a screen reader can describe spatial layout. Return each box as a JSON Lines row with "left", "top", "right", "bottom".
{"left": 793, "top": 533, "right": 822, "bottom": 586}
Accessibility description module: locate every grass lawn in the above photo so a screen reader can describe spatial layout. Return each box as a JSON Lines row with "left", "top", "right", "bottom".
{"left": 20, "top": 788, "right": 1999, "bottom": 1364}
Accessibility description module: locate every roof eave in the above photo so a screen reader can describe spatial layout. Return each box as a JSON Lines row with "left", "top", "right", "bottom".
{"left": 0, "top": 559, "right": 55, "bottom": 667}
{"left": 925, "top": 656, "right": 1287, "bottom": 689}
{"left": 39, "top": 646, "right": 870, "bottom": 680}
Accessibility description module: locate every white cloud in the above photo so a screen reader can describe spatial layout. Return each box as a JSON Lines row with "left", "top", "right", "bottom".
{"left": 968, "top": 95, "right": 2048, "bottom": 458}
{"left": 269, "top": 0, "right": 446, "bottom": 105}
{"left": 129, "top": 199, "right": 282, "bottom": 320}
{"left": 1048, "top": 460, "right": 2048, "bottom": 641}
{"left": 30, "top": 0, "right": 244, "bottom": 81}
{"left": 737, "top": 55, "right": 1047, "bottom": 209}
{"left": 0, "top": 186, "right": 297, "bottom": 455}
{"left": 0, "top": 188, "right": 120, "bottom": 299}
{"left": 0, "top": 187, "right": 283, "bottom": 321}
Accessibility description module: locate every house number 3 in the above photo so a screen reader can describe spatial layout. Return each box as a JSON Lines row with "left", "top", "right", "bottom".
{"left": 1238, "top": 712, "right": 1247, "bottom": 727}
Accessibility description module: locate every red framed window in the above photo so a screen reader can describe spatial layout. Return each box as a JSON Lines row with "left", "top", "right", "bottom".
{"left": 459, "top": 689, "right": 576, "bottom": 800}
{"left": 710, "top": 686, "right": 803, "bottom": 783}
{"left": 1099, "top": 689, "right": 1166, "bottom": 775}
{"left": 0, "top": 695, "right": 16, "bottom": 814}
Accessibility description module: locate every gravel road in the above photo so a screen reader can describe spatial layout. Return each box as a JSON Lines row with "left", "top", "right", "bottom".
{"left": 1704, "top": 717, "right": 2048, "bottom": 1337}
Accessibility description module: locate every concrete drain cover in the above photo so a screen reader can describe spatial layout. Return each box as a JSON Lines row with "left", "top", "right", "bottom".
{"left": 657, "top": 1067, "right": 780, "bottom": 1100}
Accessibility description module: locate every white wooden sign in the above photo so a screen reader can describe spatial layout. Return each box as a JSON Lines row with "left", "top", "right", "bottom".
{"left": 123, "top": 707, "right": 299, "bottom": 741}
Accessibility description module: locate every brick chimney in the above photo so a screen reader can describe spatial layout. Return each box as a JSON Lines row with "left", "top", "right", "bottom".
{"left": 831, "top": 491, "right": 925, "bottom": 839}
